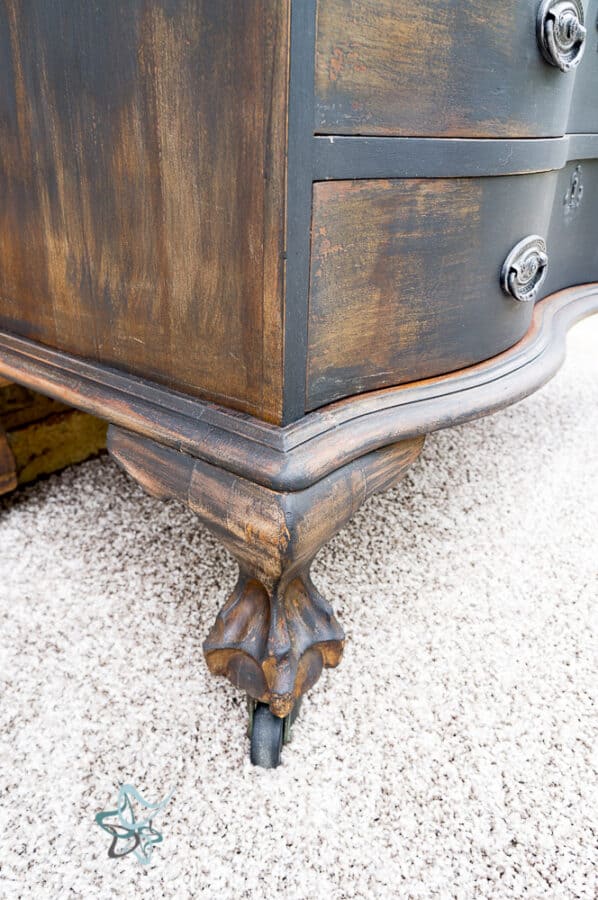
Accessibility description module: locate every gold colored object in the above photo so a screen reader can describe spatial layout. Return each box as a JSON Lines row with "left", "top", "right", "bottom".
{"left": 0, "top": 381, "right": 107, "bottom": 495}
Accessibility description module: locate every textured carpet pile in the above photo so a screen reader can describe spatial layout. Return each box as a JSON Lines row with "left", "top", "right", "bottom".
{"left": 0, "top": 318, "right": 596, "bottom": 899}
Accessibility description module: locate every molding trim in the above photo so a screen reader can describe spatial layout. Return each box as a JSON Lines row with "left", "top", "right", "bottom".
{"left": 0, "top": 284, "right": 596, "bottom": 491}
{"left": 282, "top": 0, "right": 317, "bottom": 422}
{"left": 312, "top": 133, "right": 598, "bottom": 181}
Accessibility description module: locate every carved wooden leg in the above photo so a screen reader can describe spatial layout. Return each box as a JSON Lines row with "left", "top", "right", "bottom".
{"left": 108, "top": 427, "right": 424, "bottom": 721}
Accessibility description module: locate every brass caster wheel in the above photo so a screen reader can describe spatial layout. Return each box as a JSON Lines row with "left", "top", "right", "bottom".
{"left": 247, "top": 697, "right": 302, "bottom": 768}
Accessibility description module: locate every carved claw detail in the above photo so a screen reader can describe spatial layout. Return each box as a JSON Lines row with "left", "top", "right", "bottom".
{"left": 203, "top": 571, "right": 344, "bottom": 717}
{"left": 108, "top": 427, "right": 424, "bottom": 716}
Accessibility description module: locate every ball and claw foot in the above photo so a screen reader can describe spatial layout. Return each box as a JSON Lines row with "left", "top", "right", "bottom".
{"left": 108, "top": 427, "right": 424, "bottom": 767}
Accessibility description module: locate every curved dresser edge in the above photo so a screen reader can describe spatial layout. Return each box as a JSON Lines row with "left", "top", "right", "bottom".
{"left": 0, "top": 283, "right": 596, "bottom": 493}
{"left": 280, "top": 283, "right": 598, "bottom": 485}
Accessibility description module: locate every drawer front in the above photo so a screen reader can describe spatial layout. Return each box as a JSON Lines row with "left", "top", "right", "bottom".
{"left": 306, "top": 173, "right": 558, "bottom": 410}
{"left": 315, "top": 0, "right": 578, "bottom": 137}
{"left": 545, "top": 159, "right": 598, "bottom": 293}
{"left": 567, "top": 0, "right": 598, "bottom": 134}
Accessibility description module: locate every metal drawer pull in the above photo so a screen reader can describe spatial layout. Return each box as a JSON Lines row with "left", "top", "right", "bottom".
{"left": 501, "top": 236, "right": 549, "bottom": 303}
{"left": 537, "top": 0, "right": 586, "bottom": 72}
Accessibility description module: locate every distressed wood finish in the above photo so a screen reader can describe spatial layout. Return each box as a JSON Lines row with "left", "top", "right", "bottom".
{"left": 567, "top": 0, "right": 598, "bottom": 134}
{"left": 544, "top": 161, "right": 598, "bottom": 296}
{"left": 307, "top": 173, "right": 558, "bottom": 409}
{"left": 109, "top": 426, "right": 424, "bottom": 715}
{"left": 315, "top": 0, "right": 576, "bottom": 137}
{"left": 0, "top": 0, "right": 289, "bottom": 422}
{"left": 0, "top": 1, "right": 597, "bottom": 761}
{"left": 0, "top": 285, "right": 596, "bottom": 493}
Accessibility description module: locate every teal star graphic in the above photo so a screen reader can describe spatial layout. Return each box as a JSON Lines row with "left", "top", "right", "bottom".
{"left": 95, "top": 784, "right": 173, "bottom": 865}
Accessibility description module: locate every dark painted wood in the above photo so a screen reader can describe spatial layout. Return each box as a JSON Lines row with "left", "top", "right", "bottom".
{"left": 314, "top": 132, "right": 598, "bottom": 182}
{"left": 0, "top": 0, "right": 597, "bottom": 761}
{"left": 109, "top": 425, "right": 424, "bottom": 715}
{"left": 0, "top": 285, "right": 595, "bottom": 492}
{"left": 1, "top": 1, "right": 597, "bottom": 428}
{"left": 307, "top": 173, "right": 558, "bottom": 409}
{"left": 567, "top": 0, "right": 598, "bottom": 134}
{"left": 545, "top": 161, "right": 598, "bottom": 295}
{"left": 313, "top": 135, "right": 598, "bottom": 180}
{"left": 315, "top": 0, "right": 577, "bottom": 137}
{"left": 0, "top": 0, "right": 289, "bottom": 423}
{"left": 282, "top": 0, "right": 317, "bottom": 424}
{"left": 296, "top": 286, "right": 598, "bottom": 482}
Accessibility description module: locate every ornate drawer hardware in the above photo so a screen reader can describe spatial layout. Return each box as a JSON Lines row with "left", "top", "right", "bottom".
{"left": 537, "top": 0, "right": 586, "bottom": 72}
{"left": 501, "top": 236, "right": 549, "bottom": 303}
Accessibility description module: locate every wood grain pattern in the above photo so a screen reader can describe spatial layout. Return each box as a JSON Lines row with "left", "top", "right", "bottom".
{"left": 0, "top": 284, "right": 596, "bottom": 491}
{"left": 315, "top": 0, "right": 575, "bottom": 137}
{"left": 0, "top": 1, "right": 289, "bottom": 422}
{"left": 109, "top": 425, "right": 424, "bottom": 715}
{"left": 307, "top": 173, "right": 558, "bottom": 409}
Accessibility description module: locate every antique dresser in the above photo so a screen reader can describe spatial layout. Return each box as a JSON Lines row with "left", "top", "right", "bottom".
{"left": 1, "top": 1, "right": 597, "bottom": 767}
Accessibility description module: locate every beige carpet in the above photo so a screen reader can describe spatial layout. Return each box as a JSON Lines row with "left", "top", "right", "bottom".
{"left": 1, "top": 317, "right": 597, "bottom": 899}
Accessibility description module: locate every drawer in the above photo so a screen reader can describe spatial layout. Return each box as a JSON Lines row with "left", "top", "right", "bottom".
{"left": 315, "top": 0, "right": 581, "bottom": 137}
{"left": 306, "top": 173, "right": 558, "bottom": 410}
{"left": 567, "top": 0, "right": 598, "bottom": 134}
{"left": 545, "top": 159, "right": 598, "bottom": 293}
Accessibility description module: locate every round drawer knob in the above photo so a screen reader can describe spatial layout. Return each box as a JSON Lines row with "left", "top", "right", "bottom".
{"left": 501, "top": 236, "right": 549, "bottom": 303}
{"left": 537, "top": 0, "right": 586, "bottom": 72}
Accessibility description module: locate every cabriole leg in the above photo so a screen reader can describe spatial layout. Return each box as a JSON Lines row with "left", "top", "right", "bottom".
{"left": 108, "top": 426, "right": 424, "bottom": 766}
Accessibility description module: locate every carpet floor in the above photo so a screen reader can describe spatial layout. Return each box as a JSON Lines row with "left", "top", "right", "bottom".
{"left": 0, "top": 317, "right": 597, "bottom": 899}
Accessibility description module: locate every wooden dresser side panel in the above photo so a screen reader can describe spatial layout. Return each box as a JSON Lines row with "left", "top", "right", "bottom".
{"left": 306, "top": 174, "right": 558, "bottom": 409}
{"left": 0, "top": 1, "right": 289, "bottom": 423}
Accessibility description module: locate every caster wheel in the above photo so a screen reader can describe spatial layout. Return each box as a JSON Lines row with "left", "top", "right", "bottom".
{"left": 249, "top": 702, "right": 284, "bottom": 768}
{"left": 247, "top": 697, "right": 303, "bottom": 768}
